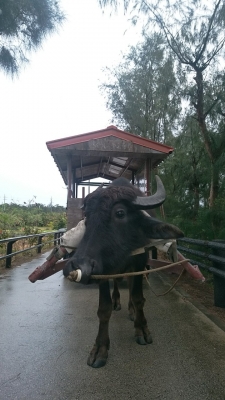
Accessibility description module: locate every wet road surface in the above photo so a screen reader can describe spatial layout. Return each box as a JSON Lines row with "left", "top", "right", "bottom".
{"left": 1, "top": 252, "right": 225, "bottom": 400}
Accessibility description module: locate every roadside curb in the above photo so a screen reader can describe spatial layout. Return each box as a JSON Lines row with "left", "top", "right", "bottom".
{"left": 151, "top": 271, "right": 225, "bottom": 334}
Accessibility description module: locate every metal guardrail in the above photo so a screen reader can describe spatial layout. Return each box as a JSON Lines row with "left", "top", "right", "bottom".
{"left": 177, "top": 237, "right": 225, "bottom": 307}
{"left": 0, "top": 228, "right": 66, "bottom": 268}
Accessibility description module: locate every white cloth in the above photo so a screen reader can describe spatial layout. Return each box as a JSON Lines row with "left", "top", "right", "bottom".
{"left": 60, "top": 219, "right": 86, "bottom": 253}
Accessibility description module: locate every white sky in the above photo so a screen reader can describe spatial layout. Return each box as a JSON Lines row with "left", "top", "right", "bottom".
{"left": 0, "top": 0, "right": 142, "bottom": 206}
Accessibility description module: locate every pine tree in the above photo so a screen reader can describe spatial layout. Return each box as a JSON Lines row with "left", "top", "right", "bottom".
{"left": 0, "top": 0, "right": 64, "bottom": 75}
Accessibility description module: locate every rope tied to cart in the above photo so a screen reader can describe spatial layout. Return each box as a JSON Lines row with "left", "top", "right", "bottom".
{"left": 67, "top": 258, "right": 189, "bottom": 296}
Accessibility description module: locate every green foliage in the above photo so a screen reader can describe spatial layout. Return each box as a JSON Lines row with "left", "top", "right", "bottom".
{"left": 51, "top": 214, "right": 67, "bottom": 230}
{"left": 100, "top": 0, "right": 225, "bottom": 208}
{"left": 0, "top": 0, "right": 65, "bottom": 75}
{"left": 164, "top": 206, "right": 225, "bottom": 241}
{"left": 0, "top": 202, "right": 66, "bottom": 239}
{"left": 101, "top": 33, "right": 180, "bottom": 142}
{"left": 98, "top": 1, "right": 225, "bottom": 240}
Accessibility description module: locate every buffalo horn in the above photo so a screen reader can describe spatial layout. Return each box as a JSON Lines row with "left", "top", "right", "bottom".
{"left": 132, "top": 175, "right": 166, "bottom": 209}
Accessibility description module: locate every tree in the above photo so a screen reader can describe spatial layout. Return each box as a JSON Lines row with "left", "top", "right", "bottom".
{"left": 101, "top": 33, "right": 180, "bottom": 142}
{"left": 99, "top": 0, "right": 225, "bottom": 208}
{"left": 162, "top": 115, "right": 210, "bottom": 215}
{"left": 0, "top": 0, "right": 64, "bottom": 75}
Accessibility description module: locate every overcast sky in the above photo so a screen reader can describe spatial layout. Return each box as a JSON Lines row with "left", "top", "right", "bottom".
{"left": 0, "top": 0, "right": 142, "bottom": 206}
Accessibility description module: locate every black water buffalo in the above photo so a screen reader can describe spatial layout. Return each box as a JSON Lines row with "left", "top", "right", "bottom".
{"left": 63, "top": 176, "right": 184, "bottom": 368}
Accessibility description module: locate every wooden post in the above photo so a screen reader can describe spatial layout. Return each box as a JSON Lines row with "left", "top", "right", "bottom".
{"left": 72, "top": 169, "right": 75, "bottom": 198}
{"left": 75, "top": 182, "right": 78, "bottom": 198}
{"left": 6, "top": 240, "right": 16, "bottom": 268}
{"left": 67, "top": 155, "right": 72, "bottom": 200}
{"left": 37, "top": 235, "right": 44, "bottom": 254}
{"left": 82, "top": 187, "right": 85, "bottom": 200}
{"left": 146, "top": 159, "right": 150, "bottom": 194}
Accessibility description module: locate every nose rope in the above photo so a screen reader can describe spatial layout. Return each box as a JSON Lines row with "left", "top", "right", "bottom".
{"left": 67, "top": 258, "right": 189, "bottom": 281}
{"left": 143, "top": 267, "right": 185, "bottom": 297}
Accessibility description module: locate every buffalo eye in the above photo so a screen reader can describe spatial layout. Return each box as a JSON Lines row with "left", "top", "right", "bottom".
{"left": 115, "top": 209, "right": 125, "bottom": 219}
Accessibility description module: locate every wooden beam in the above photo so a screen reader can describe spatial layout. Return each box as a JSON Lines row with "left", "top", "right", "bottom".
{"left": 102, "top": 157, "right": 110, "bottom": 178}
{"left": 119, "top": 158, "right": 133, "bottom": 177}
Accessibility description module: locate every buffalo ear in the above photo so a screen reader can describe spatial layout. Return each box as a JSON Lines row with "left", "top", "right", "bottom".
{"left": 81, "top": 183, "right": 104, "bottom": 209}
{"left": 144, "top": 218, "right": 184, "bottom": 240}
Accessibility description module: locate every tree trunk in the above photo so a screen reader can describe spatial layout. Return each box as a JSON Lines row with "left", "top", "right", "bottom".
{"left": 193, "top": 184, "right": 200, "bottom": 216}
{"left": 194, "top": 68, "right": 217, "bottom": 208}
{"left": 208, "top": 163, "right": 219, "bottom": 209}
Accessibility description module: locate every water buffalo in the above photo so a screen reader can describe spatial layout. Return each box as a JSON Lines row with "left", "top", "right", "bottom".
{"left": 63, "top": 176, "right": 184, "bottom": 368}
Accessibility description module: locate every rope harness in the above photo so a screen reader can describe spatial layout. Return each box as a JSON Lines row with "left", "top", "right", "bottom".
{"left": 144, "top": 267, "right": 185, "bottom": 297}
{"left": 68, "top": 258, "right": 189, "bottom": 296}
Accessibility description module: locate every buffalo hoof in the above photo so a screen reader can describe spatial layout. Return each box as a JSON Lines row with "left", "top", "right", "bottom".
{"left": 88, "top": 357, "right": 107, "bottom": 368}
{"left": 135, "top": 334, "right": 153, "bottom": 345}
{"left": 87, "top": 344, "right": 108, "bottom": 368}
{"left": 113, "top": 303, "right": 121, "bottom": 311}
{"left": 112, "top": 297, "right": 121, "bottom": 311}
{"left": 135, "top": 328, "right": 152, "bottom": 345}
{"left": 145, "top": 333, "right": 153, "bottom": 344}
{"left": 135, "top": 335, "right": 148, "bottom": 345}
{"left": 143, "top": 327, "right": 153, "bottom": 344}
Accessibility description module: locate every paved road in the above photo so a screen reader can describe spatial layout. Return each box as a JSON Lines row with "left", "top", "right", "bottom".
{"left": 1, "top": 252, "right": 225, "bottom": 400}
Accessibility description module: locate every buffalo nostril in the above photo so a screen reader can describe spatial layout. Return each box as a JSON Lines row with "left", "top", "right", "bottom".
{"left": 90, "top": 259, "right": 98, "bottom": 270}
{"left": 63, "top": 259, "right": 77, "bottom": 277}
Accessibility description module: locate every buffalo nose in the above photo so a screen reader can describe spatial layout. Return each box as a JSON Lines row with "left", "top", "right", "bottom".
{"left": 63, "top": 263, "right": 72, "bottom": 277}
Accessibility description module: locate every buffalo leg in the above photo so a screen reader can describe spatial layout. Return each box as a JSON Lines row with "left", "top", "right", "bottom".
{"left": 112, "top": 279, "right": 121, "bottom": 311}
{"left": 87, "top": 280, "right": 112, "bottom": 368}
{"left": 129, "top": 272, "right": 152, "bottom": 345}
{"left": 128, "top": 278, "right": 135, "bottom": 321}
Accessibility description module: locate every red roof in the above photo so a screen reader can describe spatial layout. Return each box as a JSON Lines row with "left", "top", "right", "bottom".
{"left": 46, "top": 125, "right": 173, "bottom": 185}
{"left": 46, "top": 125, "right": 173, "bottom": 154}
